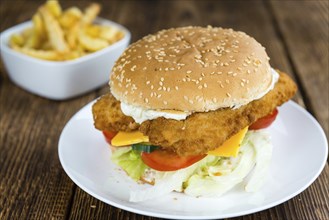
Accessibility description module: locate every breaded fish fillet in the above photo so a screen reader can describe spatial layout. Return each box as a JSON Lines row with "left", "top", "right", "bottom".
{"left": 141, "top": 72, "right": 296, "bottom": 155}
{"left": 92, "top": 71, "right": 297, "bottom": 156}
{"left": 92, "top": 93, "right": 139, "bottom": 132}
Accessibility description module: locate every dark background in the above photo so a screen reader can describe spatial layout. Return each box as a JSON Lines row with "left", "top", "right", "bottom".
{"left": 1, "top": 0, "right": 328, "bottom": 219}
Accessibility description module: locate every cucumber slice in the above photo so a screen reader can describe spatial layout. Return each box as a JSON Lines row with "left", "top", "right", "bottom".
{"left": 132, "top": 143, "right": 158, "bottom": 153}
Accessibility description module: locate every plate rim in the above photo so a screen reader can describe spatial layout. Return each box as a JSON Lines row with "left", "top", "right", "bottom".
{"left": 58, "top": 100, "right": 328, "bottom": 219}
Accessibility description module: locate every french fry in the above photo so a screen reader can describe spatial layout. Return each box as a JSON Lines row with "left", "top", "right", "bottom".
{"left": 45, "top": 0, "right": 62, "bottom": 18}
{"left": 39, "top": 6, "right": 68, "bottom": 52}
{"left": 32, "top": 13, "right": 46, "bottom": 38}
{"left": 99, "top": 26, "right": 123, "bottom": 43}
{"left": 59, "top": 7, "right": 82, "bottom": 28}
{"left": 84, "top": 25, "right": 101, "bottom": 38}
{"left": 78, "top": 29, "right": 109, "bottom": 52}
{"left": 41, "top": 41, "right": 52, "bottom": 50}
{"left": 24, "top": 27, "right": 43, "bottom": 49}
{"left": 24, "top": 13, "right": 46, "bottom": 49}
{"left": 21, "top": 27, "right": 33, "bottom": 39}
{"left": 12, "top": 45, "right": 61, "bottom": 60}
{"left": 81, "top": 3, "right": 100, "bottom": 25}
{"left": 9, "top": 34, "right": 25, "bottom": 47}
{"left": 63, "top": 50, "right": 81, "bottom": 60}
{"left": 65, "top": 23, "right": 79, "bottom": 49}
{"left": 9, "top": 1, "right": 124, "bottom": 61}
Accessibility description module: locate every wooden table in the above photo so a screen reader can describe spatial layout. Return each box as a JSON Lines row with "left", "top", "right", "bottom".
{"left": 1, "top": 1, "right": 328, "bottom": 219}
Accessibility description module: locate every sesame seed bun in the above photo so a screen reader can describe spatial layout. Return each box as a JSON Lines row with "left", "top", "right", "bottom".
{"left": 110, "top": 26, "right": 273, "bottom": 112}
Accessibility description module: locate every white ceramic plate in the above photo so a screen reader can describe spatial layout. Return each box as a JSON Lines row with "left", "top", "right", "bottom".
{"left": 58, "top": 100, "right": 328, "bottom": 219}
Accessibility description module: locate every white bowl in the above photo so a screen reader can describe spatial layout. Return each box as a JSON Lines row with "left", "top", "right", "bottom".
{"left": 0, "top": 18, "right": 130, "bottom": 100}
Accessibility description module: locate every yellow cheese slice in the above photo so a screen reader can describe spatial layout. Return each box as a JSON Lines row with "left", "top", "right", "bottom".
{"left": 111, "top": 131, "right": 149, "bottom": 146}
{"left": 111, "top": 127, "right": 248, "bottom": 157}
{"left": 207, "top": 127, "right": 248, "bottom": 157}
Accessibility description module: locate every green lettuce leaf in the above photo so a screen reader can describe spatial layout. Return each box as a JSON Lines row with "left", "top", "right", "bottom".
{"left": 183, "top": 131, "right": 272, "bottom": 197}
{"left": 111, "top": 147, "right": 148, "bottom": 180}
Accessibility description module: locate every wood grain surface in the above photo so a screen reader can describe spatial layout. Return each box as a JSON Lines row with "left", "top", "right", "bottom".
{"left": 0, "top": 0, "right": 328, "bottom": 220}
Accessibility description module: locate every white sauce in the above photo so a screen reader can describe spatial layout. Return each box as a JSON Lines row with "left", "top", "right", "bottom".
{"left": 120, "top": 68, "right": 280, "bottom": 123}
{"left": 232, "top": 68, "right": 279, "bottom": 109}
{"left": 120, "top": 102, "right": 191, "bottom": 124}
{"left": 254, "top": 68, "right": 279, "bottom": 101}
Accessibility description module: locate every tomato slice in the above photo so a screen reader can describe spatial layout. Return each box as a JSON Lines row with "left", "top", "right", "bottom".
{"left": 141, "top": 149, "right": 206, "bottom": 171}
{"left": 102, "top": 130, "right": 117, "bottom": 144}
{"left": 249, "top": 108, "right": 278, "bottom": 130}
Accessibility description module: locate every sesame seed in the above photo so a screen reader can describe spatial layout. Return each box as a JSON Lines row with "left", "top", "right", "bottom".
{"left": 186, "top": 70, "right": 192, "bottom": 74}
{"left": 226, "top": 93, "right": 231, "bottom": 97}
{"left": 175, "top": 86, "right": 179, "bottom": 90}
{"left": 145, "top": 98, "right": 149, "bottom": 103}
{"left": 203, "top": 83, "right": 208, "bottom": 88}
{"left": 157, "top": 94, "right": 162, "bottom": 98}
{"left": 163, "top": 101, "right": 168, "bottom": 105}
{"left": 130, "top": 65, "right": 137, "bottom": 71}
{"left": 160, "top": 77, "right": 164, "bottom": 81}
{"left": 159, "top": 81, "right": 163, "bottom": 86}
{"left": 146, "top": 81, "right": 150, "bottom": 85}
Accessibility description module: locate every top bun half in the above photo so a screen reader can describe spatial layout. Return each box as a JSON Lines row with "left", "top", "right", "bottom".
{"left": 110, "top": 26, "right": 272, "bottom": 112}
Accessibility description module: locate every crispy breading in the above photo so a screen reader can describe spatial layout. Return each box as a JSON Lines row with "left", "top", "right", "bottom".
{"left": 92, "top": 71, "right": 297, "bottom": 156}
{"left": 92, "top": 93, "right": 139, "bottom": 132}
{"left": 140, "top": 72, "right": 297, "bottom": 156}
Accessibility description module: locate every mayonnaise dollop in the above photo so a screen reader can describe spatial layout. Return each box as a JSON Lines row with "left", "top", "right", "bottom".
{"left": 120, "top": 102, "right": 191, "bottom": 124}
{"left": 252, "top": 68, "right": 279, "bottom": 102}
{"left": 120, "top": 68, "right": 280, "bottom": 123}
{"left": 232, "top": 68, "right": 279, "bottom": 109}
